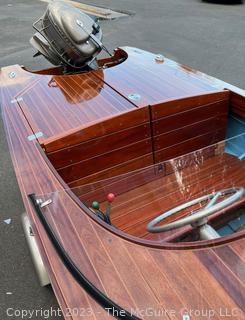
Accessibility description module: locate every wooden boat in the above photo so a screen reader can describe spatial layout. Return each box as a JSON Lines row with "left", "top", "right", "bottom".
{"left": 0, "top": 3, "right": 244, "bottom": 320}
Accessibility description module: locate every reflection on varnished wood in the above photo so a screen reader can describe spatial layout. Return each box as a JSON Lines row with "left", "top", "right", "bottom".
{"left": 1, "top": 47, "right": 244, "bottom": 320}
{"left": 48, "top": 69, "right": 104, "bottom": 104}
{"left": 10, "top": 68, "right": 135, "bottom": 141}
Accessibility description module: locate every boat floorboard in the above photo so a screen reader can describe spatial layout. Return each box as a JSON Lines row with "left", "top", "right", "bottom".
{"left": 96, "top": 153, "right": 245, "bottom": 240}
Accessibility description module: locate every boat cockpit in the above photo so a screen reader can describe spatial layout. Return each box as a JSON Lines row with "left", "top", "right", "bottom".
{"left": 42, "top": 115, "right": 245, "bottom": 246}
{"left": 14, "top": 1, "right": 245, "bottom": 247}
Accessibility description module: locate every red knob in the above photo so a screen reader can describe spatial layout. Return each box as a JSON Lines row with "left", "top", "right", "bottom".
{"left": 107, "top": 193, "right": 115, "bottom": 203}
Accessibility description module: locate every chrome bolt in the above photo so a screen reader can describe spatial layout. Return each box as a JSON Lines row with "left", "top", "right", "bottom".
{"left": 76, "top": 19, "right": 84, "bottom": 28}
{"left": 8, "top": 71, "right": 16, "bottom": 79}
{"left": 155, "top": 54, "right": 164, "bottom": 63}
{"left": 128, "top": 93, "right": 141, "bottom": 101}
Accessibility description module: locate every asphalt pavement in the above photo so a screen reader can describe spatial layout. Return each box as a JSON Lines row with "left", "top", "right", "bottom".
{"left": 0, "top": 0, "right": 245, "bottom": 319}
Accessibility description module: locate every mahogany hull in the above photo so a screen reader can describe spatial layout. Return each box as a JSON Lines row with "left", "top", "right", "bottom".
{"left": 0, "top": 47, "right": 244, "bottom": 319}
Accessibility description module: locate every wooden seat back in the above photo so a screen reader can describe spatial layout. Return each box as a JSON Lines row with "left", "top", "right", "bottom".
{"left": 151, "top": 91, "right": 229, "bottom": 163}
{"left": 42, "top": 91, "right": 230, "bottom": 201}
{"left": 43, "top": 107, "right": 154, "bottom": 190}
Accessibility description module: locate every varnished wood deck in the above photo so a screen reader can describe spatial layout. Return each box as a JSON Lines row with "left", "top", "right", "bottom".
{"left": 0, "top": 47, "right": 244, "bottom": 319}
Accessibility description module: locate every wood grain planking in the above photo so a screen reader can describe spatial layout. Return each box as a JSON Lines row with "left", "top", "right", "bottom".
{"left": 93, "top": 48, "right": 221, "bottom": 108}
{"left": 151, "top": 91, "right": 229, "bottom": 119}
{"left": 57, "top": 138, "right": 152, "bottom": 183}
{"left": 69, "top": 154, "right": 153, "bottom": 191}
{"left": 230, "top": 242, "right": 245, "bottom": 262}
{"left": 169, "top": 250, "right": 244, "bottom": 316}
{"left": 43, "top": 107, "right": 149, "bottom": 153}
{"left": 43, "top": 192, "right": 139, "bottom": 316}
{"left": 17, "top": 71, "right": 137, "bottom": 142}
{"left": 79, "top": 167, "right": 165, "bottom": 206}
{"left": 103, "top": 66, "right": 188, "bottom": 102}
{"left": 154, "top": 115, "right": 228, "bottom": 151}
{"left": 111, "top": 156, "right": 244, "bottom": 238}
{"left": 155, "top": 129, "right": 227, "bottom": 163}
{"left": 78, "top": 145, "right": 217, "bottom": 205}
{"left": 48, "top": 123, "right": 151, "bottom": 169}
{"left": 152, "top": 100, "right": 228, "bottom": 136}
{"left": 122, "top": 165, "right": 245, "bottom": 239}
{"left": 149, "top": 249, "right": 214, "bottom": 319}
{"left": 1, "top": 87, "right": 111, "bottom": 319}
{"left": 45, "top": 93, "right": 228, "bottom": 191}
{"left": 0, "top": 82, "right": 174, "bottom": 319}
{"left": 195, "top": 249, "right": 245, "bottom": 311}
{"left": 212, "top": 246, "right": 245, "bottom": 282}
{"left": 109, "top": 153, "right": 237, "bottom": 220}
{"left": 93, "top": 226, "right": 171, "bottom": 319}
{"left": 1, "top": 48, "right": 245, "bottom": 320}
{"left": 59, "top": 74, "right": 132, "bottom": 113}
{"left": 125, "top": 244, "right": 185, "bottom": 320}
{"left": 230, "top": 92, "right": 245, "bottom": 118}
{"left": 2, "top": 84, "right": 160, "bottom": 320}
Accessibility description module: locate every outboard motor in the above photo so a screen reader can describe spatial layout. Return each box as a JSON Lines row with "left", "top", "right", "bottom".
{"left": 30, "top": 2, "right": 103, "bottom": 73}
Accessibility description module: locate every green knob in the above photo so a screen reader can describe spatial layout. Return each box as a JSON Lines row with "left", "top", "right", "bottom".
{"left": 92, "top": 201, "right": 100, "bottom": 210}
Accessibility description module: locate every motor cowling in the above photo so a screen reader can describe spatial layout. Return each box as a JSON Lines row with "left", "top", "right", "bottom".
{"left": 30, "top": 2, "right": 103, "bottom": 72}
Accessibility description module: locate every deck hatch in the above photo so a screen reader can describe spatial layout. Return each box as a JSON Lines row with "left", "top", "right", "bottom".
{"left": 17, "top": 71, "right": 137, "bottom": 143}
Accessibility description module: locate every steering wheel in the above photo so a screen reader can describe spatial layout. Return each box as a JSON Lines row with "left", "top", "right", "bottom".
{"left": 147, "top": 187, "right": 245, "bottom": 233}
